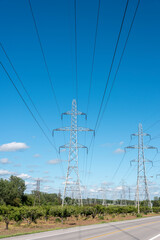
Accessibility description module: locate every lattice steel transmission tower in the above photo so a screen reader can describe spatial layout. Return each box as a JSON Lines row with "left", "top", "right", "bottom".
{"left": 126, "top": 123, "right": 157, "bottom": 213}
{"left": 34, "top": 178, "right": 40, "bottom": 205}
{"left": 53, "top": 99, "right": 94, "bottom": 206}
{"left": 100, "top": 182, "right": 107, "bottom": 205}
{"left": 120, "top": 180, "right": 126, "bottom": 206}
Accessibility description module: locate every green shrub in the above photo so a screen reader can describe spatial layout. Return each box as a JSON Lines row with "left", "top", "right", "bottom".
{"left": 98, "top": 216, "right": 104, "bottom": 220}
{"left": 55, "top": 217, "right": 61, "bottom": 223}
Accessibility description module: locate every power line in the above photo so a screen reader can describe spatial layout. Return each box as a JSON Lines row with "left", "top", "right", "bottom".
{"left": 112, "top": 151, "right": 127, "bottom": 180}
{"left": 96, "top": 0, "right": 140, "bottom": 132}
{"left": 0, "top": 62, "right": 56, "bottom": 150}
{"left": 0, "top": 43, "right": 51, "bottom": 134}
{"left": 94, "top": 0, "right": 129, "bottom": 132}
{"left": 86, "top": 0, "right": 130, "bottom": 179}
{"left": 85, "top": 136, "right": 95, "bottom": 186}
{"left": 28, "top": 0, "right": 67, "bottom": 161}
{"left": 87, "top": 0, "right": 140, "bottom": 179}
{"left": 74, "top": 0, "right": 78, "bottom": 104}
{"left": 0, "top": 62, "right": 64, "bottom": 175}
{"left": 86, "top": 0, "right": 101, "bottom": 114}
{"left": 144, "top": 120, "right": 160, "bottom": 132}
{"left": 112, "top": 138, "right": 134, "bottom": 180}
{"left": 28, "top": 0, "right": 60, "bottom": 114}
{"left": 83, "top": 0, "right": 101, "bottom": 184}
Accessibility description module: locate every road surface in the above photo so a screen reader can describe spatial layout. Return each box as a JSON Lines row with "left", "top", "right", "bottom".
{"left": 4, "top": 216, "right": 160, "bottom": 240}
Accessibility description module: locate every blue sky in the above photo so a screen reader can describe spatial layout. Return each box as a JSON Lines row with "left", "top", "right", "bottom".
{"left": 0, "top": 0, "right": 160, "bottom": 200}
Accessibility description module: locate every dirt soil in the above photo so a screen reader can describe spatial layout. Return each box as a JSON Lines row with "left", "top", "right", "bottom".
{"left": 0, "top": 213, "right": 159, "bottom": 238}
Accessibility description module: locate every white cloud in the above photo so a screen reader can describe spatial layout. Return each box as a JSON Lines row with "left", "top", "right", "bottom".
{"left": 116, "top": 186, "right": 123, "bottom": 190}
{"left": 33, "top": 154, "right": 40, "bottom": 158}
{"left": 0, "top": 142, "right": 29, "bottom": 152}
{"left": 47, "top": 159, "right": 61, "bottom": 165}
{"left": 25, "top": 181, "right": 35, "bottom": 186}
{"left": 90, "top": 189, "right": 98, "bottom": 193}
{"left": 0, "top": 169, "right": 15, "bottom": 175}
{"left": 17, "top": 173, "right": 31, "bottom": 179}
{"left": 0, "top": 158, "right": 11, "bottom": 164}
{"left": 119, "top": 141, "right": 124, "bottom": 146}
{"left": 114, "top": 148, "right": 124, "bottom": 154}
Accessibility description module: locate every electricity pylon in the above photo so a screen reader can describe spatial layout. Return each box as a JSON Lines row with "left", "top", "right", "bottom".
{"left": 53, "top": 99, "right": 94, "bottom": 206}
{"left": 34, "top": 178, "right": 40, "bottom": 205}
{"left": 100, "top": 182, "right": 107, "bottom": 205}
{"left": 128, "top": 186, "right": 131, "bottom": 201}
{"left": 126, "top": 123, "right": 157, "bottom": 213}
{"left": 120, "top": 180, "right": 126, "bottom": 206}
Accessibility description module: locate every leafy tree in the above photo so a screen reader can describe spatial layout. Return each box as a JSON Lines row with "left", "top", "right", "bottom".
{"left": 152, "top": 200, "right": 160, "bottom": 207}
{"left": 0, "top": 176, "right": 26, "bottom": 206}
{"left": 22, "top": 194, "right": 34, "bottom": 206}
{"left": 0, "top": 206, "right": 14, "bottom": 229}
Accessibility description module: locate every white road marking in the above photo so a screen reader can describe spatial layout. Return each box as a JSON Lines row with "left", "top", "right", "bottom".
{"left": 149, "top": 234, "right": 160, "bottom": 240}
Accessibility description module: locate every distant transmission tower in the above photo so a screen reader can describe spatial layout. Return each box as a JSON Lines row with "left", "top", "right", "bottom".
{"left": 53, "top": 99, "right": 94, "bottom": 206}
{"left": 101, "top": 183, "right": 107, "bottom": 205}
{"left": 126, "top": 123, "right": 157, "bottom": 213}
{"left": 120, "top": 180, "right": 126, "bottom": 206}
{"left": 128, "top": 186, "right": 131, "bottom": 201}
{"left": 34, "top": 178, "right": 40, "bottom": 205}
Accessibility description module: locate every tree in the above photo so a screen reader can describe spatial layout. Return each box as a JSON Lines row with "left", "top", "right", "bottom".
{"left": 0, "top": 175, "right": 26, "bottom": 206}
{"left": 0, "top": 206, "right": 14, "bottom": 229}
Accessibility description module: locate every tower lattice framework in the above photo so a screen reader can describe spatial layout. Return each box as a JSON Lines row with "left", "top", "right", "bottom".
{"left": 34, "top": 178, "right": 40, "bottom": 205}
{"left": 126, "top": 123, "right": 157, "bottom": 213}
{"left": 53, "top": 99, "right": 94, "bottom": 206}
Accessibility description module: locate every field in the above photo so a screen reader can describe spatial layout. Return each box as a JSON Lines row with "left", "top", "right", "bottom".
{"left": 0, "top": 205, "right": 160, "bottom": 238}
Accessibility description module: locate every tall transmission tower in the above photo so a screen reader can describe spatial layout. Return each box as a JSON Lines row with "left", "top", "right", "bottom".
{"left": 34, "top": 178, "right": 40, "bottom": 205}
{"left": 120, "top": 180, "right": 126, "bottom": 206}
{"left": 100, "top": 182, "right": 107, "bottom": 205}
{"left": 53, "top": 99, "right": 94, "bottom": 206}
{"left": 128, "top": 186, "right": 131, "bottom": 201}
{"left": 126, "top": 123, "right": 157, "bottom": 213}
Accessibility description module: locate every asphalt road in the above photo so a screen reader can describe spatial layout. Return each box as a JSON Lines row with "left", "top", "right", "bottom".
{"left": 4, "top": 216, "right": 160, "bottom": 240}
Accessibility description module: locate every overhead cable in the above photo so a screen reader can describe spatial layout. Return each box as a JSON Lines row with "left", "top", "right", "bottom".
{"left": 97, "top": 0, "right": 140, "bottom": 131}
{"left": 94, "top": 0, "right": 130, "bottom": 132}
{"left": 0, "top": 43, "right": 51, "bottom": 134}
{"left": 28, "top": 0, "right": 60, "bottom": 114}
{"left": 0, "top": 62, "right": 64, "bottom": 175}
{"left": 86, "top": 0, "right": 101, "bottom": 114}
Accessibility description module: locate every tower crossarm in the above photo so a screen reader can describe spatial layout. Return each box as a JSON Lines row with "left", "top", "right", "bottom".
{"left": 59, "top": 143, "right": 88, "bottom": 153}
{"left": 144, "top": 159, "right": 153, "bottom": 166}
{"left": 130, "top": 159, "right": 137, "bottom": 166}
{"left": 53, "top": 127, "right": 95, "bottom": 136}
{"left": 131, "top": 133, "right": 151, "bottom": 140}
{"left": 125, "top": 145, "right": 138, "bottom": 150}
{"left": 61, "top": 111, "right": 87, "bottom": 120}
{"left": 144, "top": 146, "right": 158, "bottom": 152}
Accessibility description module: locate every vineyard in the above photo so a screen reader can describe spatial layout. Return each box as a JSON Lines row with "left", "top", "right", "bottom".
{"left": 0, "top": 205, "right": 160, "bottom": 231}
{"left": 1, "top": 176, "right": 160, "bottom": 238}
